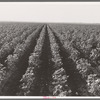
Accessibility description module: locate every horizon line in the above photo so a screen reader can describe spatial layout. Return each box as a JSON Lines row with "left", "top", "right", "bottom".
{"left": 0, "top": 21, "right": 100, "bottom": 25}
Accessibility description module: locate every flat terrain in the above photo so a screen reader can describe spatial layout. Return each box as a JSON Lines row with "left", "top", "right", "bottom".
{"left": 0, "top": 22, "right": 100, "bottom": 96}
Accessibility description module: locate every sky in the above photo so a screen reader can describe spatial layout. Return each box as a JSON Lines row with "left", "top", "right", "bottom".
{"left": 0, "top": 2, "right": 100, "bottom": 23}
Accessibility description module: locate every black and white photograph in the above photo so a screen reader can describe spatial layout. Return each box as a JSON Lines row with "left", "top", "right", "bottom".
{"left": 0, "top": 2, "right": 100, "bottom": 98}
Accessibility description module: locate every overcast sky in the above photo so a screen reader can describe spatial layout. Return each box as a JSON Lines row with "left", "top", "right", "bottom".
{"left": 0, "top": 2, "right": 100, "bottom": 23}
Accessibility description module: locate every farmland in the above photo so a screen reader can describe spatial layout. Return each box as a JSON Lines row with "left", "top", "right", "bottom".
{"left": 0, "top": 22, "right": 100, "bottom": 96}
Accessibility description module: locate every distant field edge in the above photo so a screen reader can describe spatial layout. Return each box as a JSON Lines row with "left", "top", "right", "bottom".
{"left": 0, "top": 21, "right": 100, "bottom": 25}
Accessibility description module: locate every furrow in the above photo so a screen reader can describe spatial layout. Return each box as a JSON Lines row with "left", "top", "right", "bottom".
{"left": 47, "top": 26, "right": 72, "bottom": 96}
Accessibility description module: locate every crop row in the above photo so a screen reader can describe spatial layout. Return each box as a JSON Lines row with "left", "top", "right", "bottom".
{"left": 0, "top": 25, "right": 44, "bottom": 95}
{"left": 0, "top": 25, "right": 41, "bottom": 65}
{"left": 17, "top": 25, "right": 46, "bottom": 96}
{"left": 49, "top": 25, "right": 100, "bottom": 96}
